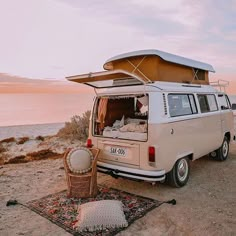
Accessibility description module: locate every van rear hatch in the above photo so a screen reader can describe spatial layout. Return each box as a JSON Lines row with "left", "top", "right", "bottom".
{"left": 66, "top": 70, "right": 145, "bottom": 88}
{"left": 98, "top": 139, "right": 140, "bottom": 166}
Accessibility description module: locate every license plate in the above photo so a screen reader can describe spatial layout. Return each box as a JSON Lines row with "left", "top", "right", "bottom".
{"left": 109, "top": 146, "right": 126, "bottom": 157}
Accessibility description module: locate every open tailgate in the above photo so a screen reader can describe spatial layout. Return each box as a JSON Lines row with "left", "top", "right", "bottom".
{"left": 66, "top": 70, "right": 146, "bottom": 88}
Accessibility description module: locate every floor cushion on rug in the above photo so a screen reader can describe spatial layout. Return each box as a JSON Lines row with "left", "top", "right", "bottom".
{"left": 75, "top": 200, "right": 128, "bottom": 232}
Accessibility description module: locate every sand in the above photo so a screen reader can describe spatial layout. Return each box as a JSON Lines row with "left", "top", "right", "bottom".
{"left": 0, "top": 140, "right": 236, "bottom": 235}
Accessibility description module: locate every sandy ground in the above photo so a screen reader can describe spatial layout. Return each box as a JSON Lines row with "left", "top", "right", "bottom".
{"left": 0, "top": 144, "right": 236, "bottom": 236}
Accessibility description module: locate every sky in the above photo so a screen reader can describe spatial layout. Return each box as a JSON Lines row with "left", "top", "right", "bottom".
{"left": 0, "top": 0, "right": 236, "bottom": 81}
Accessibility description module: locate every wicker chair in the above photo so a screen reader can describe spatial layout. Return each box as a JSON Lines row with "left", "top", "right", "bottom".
{"left": 63, "top": 147, "right": 100, "bottom": 198}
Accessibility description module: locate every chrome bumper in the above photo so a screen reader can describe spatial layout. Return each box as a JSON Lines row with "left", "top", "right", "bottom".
{"left": 97, "top": 161, "right": 165, "bottom": 182}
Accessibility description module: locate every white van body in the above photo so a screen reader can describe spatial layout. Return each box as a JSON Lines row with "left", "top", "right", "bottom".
{"left": 67, "top": 50, "right": 234, "bottom": 187}
{"left": 87, "top": 82, "right": 234, "bottom": 186}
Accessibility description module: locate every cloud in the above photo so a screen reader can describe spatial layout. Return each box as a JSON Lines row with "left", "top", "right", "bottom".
{"left": 0, "top": 0, "right": 235, "bottom": 81}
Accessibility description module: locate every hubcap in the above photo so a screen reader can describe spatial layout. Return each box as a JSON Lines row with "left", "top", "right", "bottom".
{"left": 177, "top": 159, "right": 188, "bottom": 182}
{"left": 222, "top": 141, "right": 228, "bottom": 157}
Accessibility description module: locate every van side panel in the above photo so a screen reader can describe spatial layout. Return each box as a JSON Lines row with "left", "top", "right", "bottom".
{"left": 148, "top": 113, "right": 222, "bottom": 172}
{"left": 88, "top": 85, "right": 234, "bottom": 183}
{"left": 219, "top": 110, "right": 234, "bottom": 142}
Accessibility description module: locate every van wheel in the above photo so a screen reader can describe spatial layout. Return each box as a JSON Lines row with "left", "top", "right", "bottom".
{"left": 209, "top": 136, "right": 229, "bottom": 161}
{"left": 166, "top": 157, "right": 190, "bottom": 188}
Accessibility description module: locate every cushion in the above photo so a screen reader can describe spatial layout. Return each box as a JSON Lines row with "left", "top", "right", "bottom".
{"left": 66, "top": 147, "right": 93, "bottom": 174}
{"left": 75, "top": 200, "right": 128, "bottom": 232}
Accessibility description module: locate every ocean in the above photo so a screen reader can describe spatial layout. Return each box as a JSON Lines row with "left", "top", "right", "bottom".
{"left": 0, "top": 93, "right": 94, "bottom": 126}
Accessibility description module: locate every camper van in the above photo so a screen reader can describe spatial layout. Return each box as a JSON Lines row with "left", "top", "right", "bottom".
{"left": 67, "top": 49, "right": 234, "bottom": 187}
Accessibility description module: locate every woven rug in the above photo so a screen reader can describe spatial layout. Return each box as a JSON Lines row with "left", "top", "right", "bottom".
{"left": 26, "top": 185, "right": 161, "bottom": 236}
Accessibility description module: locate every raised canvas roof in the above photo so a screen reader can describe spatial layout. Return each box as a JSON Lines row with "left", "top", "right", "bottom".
{"left": 104, "top": 49, "right": 215, "bottom": 72}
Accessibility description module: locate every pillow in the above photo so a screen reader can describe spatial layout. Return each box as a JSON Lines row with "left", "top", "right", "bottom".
{"left": 75, "top": 200, "right": 128, "bottom": 232}
{"left": 66, "top": 147, "right": 93, "bottom": 174}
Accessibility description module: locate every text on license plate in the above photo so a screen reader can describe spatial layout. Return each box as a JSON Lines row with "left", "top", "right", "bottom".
{"left": 109, "top": 147, "right": 126, "bottom": 157}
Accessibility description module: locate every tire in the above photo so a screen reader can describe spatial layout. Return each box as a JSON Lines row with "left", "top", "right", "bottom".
{"left": 209, "top": 136, "right": 229, "bottom": 161}
{"left": 166, "top": 157, "right": 190, "bottom": 188}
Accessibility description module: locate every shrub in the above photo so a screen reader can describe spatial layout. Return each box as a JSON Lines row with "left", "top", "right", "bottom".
{"left": 57, "top": 110, "right": 91, "bottom": 141}
{"left": 0, "top": 137, "right": 16, "bottom": 144}
{"left": 36, "top": 135, "right": 45, "bottom": 141}
{"left": 17, "top": 136, "right": 30, "bottom": 145}
{"left": 0, "top": 144, "right": 6, "bottom": 153}
{"left": 27, "top": 149, "right": 62, "bottom": 160}
{"left": 5, "top": 155, "right": 28, "bottom": 164}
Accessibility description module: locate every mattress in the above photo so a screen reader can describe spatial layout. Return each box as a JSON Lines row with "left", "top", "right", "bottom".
{"left": 102, "top": 130, "right": 147, "bottom": 141}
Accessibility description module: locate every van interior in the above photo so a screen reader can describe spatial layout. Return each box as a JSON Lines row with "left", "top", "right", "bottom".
{"left": 93, "top": 94, "right": 148, "bottom": 141}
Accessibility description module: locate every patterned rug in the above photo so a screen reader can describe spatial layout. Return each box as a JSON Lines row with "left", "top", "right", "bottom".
{"left": 26, "top": 186, "right": 161, "bottom": 236}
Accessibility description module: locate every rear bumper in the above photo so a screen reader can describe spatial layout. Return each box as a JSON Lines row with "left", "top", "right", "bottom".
{"left": 97, "top": 161, "right": 166, "bottom": 182}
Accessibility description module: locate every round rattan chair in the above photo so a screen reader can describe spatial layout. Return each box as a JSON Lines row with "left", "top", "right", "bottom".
{"left": 63, "top": 147, "right": 100, "bottom": 198}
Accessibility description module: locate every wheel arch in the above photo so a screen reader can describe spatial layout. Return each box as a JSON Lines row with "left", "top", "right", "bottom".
{"left": 176, "top": 152, "right": 193, "bottom": 161}
{"left": 225, "top": 132, "right": 231, "bottom": 142}
{"left": 167, "top": 152, "right": 193, "bottom": 173}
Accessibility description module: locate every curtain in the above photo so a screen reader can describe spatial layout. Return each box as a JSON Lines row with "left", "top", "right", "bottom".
{"left": 97, "top": 98, "right": 108, "bottom": 125}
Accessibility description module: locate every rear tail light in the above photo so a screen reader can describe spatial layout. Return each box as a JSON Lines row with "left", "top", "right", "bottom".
{"left": 87, "top": 139, "right": 92, "bottom": 148}
{"left": 149, "top": 146, "right": 155, "bottom": 162}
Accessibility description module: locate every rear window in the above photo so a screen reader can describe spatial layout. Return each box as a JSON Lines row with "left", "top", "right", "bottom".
{"left": 168, "top": 94, "right": 197, "bottom": 117}
{"left": 93, "top": 94, "right": 148, "bottom": 141}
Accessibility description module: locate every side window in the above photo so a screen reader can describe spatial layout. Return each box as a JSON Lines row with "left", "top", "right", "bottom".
{"left": 207, "top": 95, "right": 218, "bottom": 111}
{"left": 197, "top": 94, "right": 218, "bottom": 113}
{"left": 168, "top": 94, "right": 197, "bottom": 117}
{"left": 218, "top": 94, "right": 230, "bottom": 110}
{"left": 197, "top": 95, "right": 209, "bottom": 113}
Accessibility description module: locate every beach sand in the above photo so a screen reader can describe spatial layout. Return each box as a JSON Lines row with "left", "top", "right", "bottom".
{"left": 0, "top": 139, "right": 235, "bottom": 235}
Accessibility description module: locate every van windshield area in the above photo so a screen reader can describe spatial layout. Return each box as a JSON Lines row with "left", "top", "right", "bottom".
{"left": 93, "top": 94, "right": 148, "bottom": 141}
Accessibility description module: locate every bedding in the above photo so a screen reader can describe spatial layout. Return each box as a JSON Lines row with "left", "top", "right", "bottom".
{"left": 103, "top": 130, "right": 147, "bottom": 141}
{"left": 102, "top": 117, "right": 147, "bottom": 141}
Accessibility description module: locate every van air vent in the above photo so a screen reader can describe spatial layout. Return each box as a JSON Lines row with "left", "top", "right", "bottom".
{"left": 163, "top": 93, "right": 167, "bottom": 115}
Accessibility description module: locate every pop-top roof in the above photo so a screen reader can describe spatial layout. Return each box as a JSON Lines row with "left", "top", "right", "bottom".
{"left": 104, "top": 49, "right": 215, "bottom": 72}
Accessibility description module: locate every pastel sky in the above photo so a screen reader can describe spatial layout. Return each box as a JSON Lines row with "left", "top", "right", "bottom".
{"left": 0, "top": 0, "right": 236, "bottom": 81}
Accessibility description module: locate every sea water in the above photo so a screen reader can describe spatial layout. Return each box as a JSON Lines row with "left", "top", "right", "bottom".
{"left": 0, "top": 93, "right": 93, "bottom": 126}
